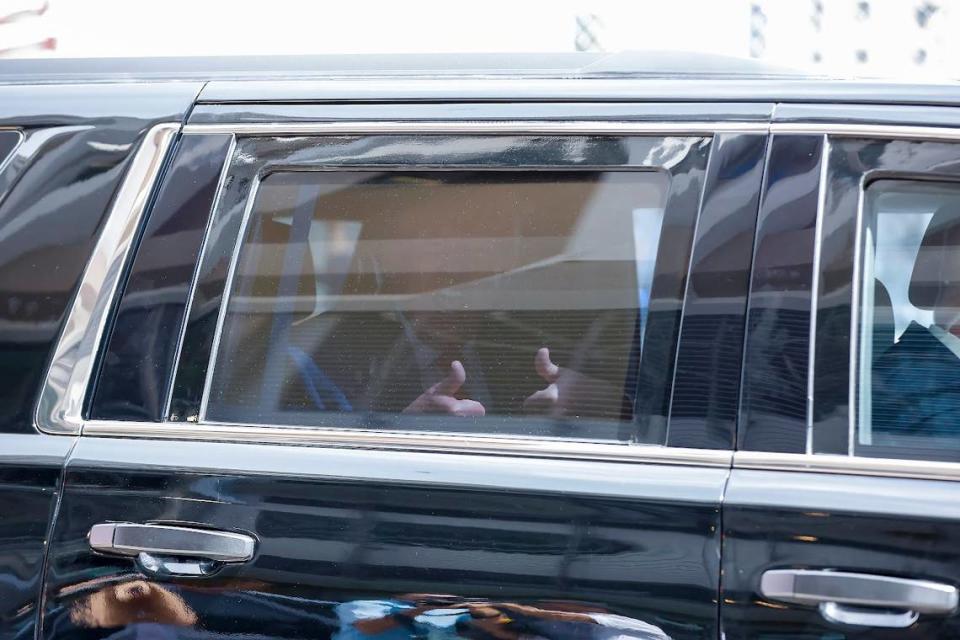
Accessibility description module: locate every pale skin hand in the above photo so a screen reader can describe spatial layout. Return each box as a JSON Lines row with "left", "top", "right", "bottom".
{"left": 524, "top": 347, "right": 619, "bottom": 418}
{"left": 403, "top": 360, "right": 486, "bottom": 417}
{"left": 523, "top": 347, "right": 573, "bottom": 416}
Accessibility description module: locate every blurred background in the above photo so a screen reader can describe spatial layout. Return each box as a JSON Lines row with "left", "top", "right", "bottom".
{"left": 0, "top": 0, "right": 957, "bottom": 80}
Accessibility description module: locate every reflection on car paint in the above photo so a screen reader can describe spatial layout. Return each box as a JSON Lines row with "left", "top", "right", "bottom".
{"left": 58, "top": 581, "right": 670, "bottom": 640}
{"left": 70, "top": 580, "right": 196, "bottom": 628}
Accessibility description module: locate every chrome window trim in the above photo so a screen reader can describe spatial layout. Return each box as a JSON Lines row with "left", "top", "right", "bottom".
{"left": 35, "top": 122, "right": 180, "bottom": 435}
{"left": 734, "top": 450, "right": 960, "bottom": 482}
{"left": 180, "top": 121, "right": 960, "bottom": 140}
{"left": 82, "top": 419, "right": 733, "bottom": 467}
{"left": 805, "top": 135, "right": 829, "bottom": 454}
{"left": 850, "top": 173, "right": 870, "bottom": 452}
{"left": 183, "top": 121, "right": 768, "bottom": 136}
{"left": 771, "top": 122, "right": 960, "bottom": 140}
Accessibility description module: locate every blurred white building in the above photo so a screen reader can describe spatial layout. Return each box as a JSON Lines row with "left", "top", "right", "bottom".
{"left": 0, "top": 0, "right": 957, "bottom": 81}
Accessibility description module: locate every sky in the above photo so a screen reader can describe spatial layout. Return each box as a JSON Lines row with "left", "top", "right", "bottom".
{"left": 2, "top": 0, "right": 958, "bottom": 80}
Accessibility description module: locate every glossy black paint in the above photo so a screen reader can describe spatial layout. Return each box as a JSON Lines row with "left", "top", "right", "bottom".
{"left": 738, "top": 135, "right": 824, "bottom": 453}
{"left": 43, "top": 437, "right": 728, "bottom": 640}
{"left": 668, "top": 133, "right": 766, "bottom": 449}
{"left": 0, "top": 435, "right": 74, "bottom": 640}
{"left": 723, "top": 469, "right": 960, "bottom": 639}
{"left": 0, "top": 82, "right": 199, "bottom": 639}
{"left": 92, "top": 134, "right": 233, "bottom": 422}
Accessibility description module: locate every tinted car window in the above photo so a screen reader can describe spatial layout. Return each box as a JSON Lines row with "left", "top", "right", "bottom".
{"left": 855, "top": 179, "right": 960, "bottom": 461}
{"left": 204, "top": 169, "right": 673, "bottom": 441}
{"left": 0, "top": 131, "right": 19, "bottom": 168}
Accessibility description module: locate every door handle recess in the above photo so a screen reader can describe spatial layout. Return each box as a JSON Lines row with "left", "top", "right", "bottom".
{"left": 761, "top": 570, "right": 958, "bottom": 628}
{"left": 89, "top": 523, "right": 256, "bottom": 563}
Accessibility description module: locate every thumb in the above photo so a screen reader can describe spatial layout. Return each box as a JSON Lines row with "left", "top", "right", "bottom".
{"left": 534, "top": 348, "right": 560, "bottom": 383}
{"left": 430, "top": 360, "right": 466, "bottom": 396}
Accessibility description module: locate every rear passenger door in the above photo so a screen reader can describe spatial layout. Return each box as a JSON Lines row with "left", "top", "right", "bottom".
{"left": 725, "top": 110, "right": 960, "bottom": 638}
{"left": 39, "top": 110, "right": 766, "bottom": 640}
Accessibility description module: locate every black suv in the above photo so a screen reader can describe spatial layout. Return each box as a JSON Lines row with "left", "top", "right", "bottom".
{"left": 3, "top": 53, "right": 960, "bottom": 640}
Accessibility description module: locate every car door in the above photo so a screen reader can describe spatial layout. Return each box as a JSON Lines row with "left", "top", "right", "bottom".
{"left": 0, "top": 83, "right": 199, "bottom": 640}
{"left": 724, "top": 106, "right": 960, "bottom": 638}
{"left": 38, "top": 102, "right": 767, "bottom": 640}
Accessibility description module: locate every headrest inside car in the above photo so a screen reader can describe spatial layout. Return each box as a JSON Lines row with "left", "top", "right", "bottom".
{"left": 909, "top": 204, "right": 960, "bottom": 309}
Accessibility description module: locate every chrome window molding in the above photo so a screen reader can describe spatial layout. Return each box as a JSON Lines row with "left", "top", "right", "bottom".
{"left": 35, "top": 122, "right": 180, "bottom": 435}
{"left": 805, "top": 135, "right": 829, "bottom": 454}
{"left": 181, "top": 121, "right": 960, "bottom": 140}
{"left": 771, "top": 122, "right": 960, "bottom": 140}
{"left": 849, "top": 172, "right": 870, "bottom": 453}
{"left": 734, "top": 451, "right": 960, "bottom": 482}
{"left": 183, "top": 121, "right": 768, "bottom": 136}
{"left": 82, "top": 419, "right": 733, "bottom": 467}
{"left": 78, "top": 420, "right": 960, "bottom": 480}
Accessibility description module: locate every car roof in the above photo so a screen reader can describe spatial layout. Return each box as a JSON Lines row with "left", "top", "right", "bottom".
{"left": 0, "top": 51, "right": 801, "bottom": 81}
{"left": 1, "top": 52, "right": 959, "bottom": 107}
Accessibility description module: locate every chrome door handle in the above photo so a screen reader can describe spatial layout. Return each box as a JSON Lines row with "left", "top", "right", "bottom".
{"left": 89, "top": 523, "right": 256, "bottom": 563}
{"left": 761, "top": 570, "right": 958, "bottom": 628}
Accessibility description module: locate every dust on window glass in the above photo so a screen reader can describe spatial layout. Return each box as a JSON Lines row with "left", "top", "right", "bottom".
{"left": 205, "top": 170, "right": 672, "bottom": 442}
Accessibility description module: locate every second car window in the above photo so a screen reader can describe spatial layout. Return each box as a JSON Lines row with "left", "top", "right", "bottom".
{"left": 205, "top": 169, "right": 671, "bottom": 441}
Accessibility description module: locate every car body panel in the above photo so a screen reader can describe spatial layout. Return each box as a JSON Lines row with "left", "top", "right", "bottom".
{"left": 44, "top": 437, "right": 728, "bottom": 640}
{"left": 0, "top": 81, "right": 200, "bottom": 638}
{"left": 0, "top": 54, "right": 958, "bottom": 640}
{"left": 44, "top": 106, "right": 768, "bottom": 639}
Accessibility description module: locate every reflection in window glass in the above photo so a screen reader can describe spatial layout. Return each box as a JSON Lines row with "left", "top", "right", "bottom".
{"left": 857, "top": 180, "right": 960, "bottom": 460}
{"left": 205, "top": 170, "right": 672, "bottom": 441}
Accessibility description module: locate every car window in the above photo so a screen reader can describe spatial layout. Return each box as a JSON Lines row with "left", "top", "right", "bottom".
{"left": 855, "top": 179, "right": 960, "bottom": 461}
{"left": 0, "top": 131, "right": 20, "bottom": 169}
{"left": 202, "top": 169, "right": 674, "bottom": 442}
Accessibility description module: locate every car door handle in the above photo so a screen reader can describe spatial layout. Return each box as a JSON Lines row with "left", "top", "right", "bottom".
{"left": 761, "top": 570, "right": 958, "bottom": 628}
{"left": 89, "top": 522, "right": 256, "bottom": 563}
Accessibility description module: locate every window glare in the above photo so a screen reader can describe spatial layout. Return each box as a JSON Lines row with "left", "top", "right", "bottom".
{"left": 206, "top": 169, "right": 673, "bottom": 440}
{"left": 857, "top": 180, "right": 960, "bottom": 460}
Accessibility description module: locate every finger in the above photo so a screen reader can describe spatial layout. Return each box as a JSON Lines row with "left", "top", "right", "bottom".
{"left": 534, "top": 348, "right": 560, "bottom": 383}
{"left": 430, "top": 360, "right": 467, "bottom": 396}
{"left": 524, "top": 383, "right": 559, "bottom": 411}
{"left": 451, "top": 398, "right": 485, "bottom": 417}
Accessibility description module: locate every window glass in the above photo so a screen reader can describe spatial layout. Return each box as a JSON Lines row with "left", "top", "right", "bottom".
{"left": 205, "top": 170, "right": 672, "bottom": 442}
{"left": 856, "top": 180, "right": 960, "bottom": 460}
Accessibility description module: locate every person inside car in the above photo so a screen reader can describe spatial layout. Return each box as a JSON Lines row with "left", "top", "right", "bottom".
{"left": 872, "top": 204, "right": 960, "bottom": 439}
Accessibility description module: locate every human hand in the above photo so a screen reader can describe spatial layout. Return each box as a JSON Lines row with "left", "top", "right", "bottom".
{"left": 523, "top": 348, "right": 576, "bottom": 416}
{"left": 524, "top": 347, "right": 620, "bottom": 418}
{"left": 403, "top": 360, "right": 486, "bottom": 417}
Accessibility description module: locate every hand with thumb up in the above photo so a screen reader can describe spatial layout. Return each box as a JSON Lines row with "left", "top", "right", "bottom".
{"left": 403, "top": 360, "right": 486, "bottom": 417}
